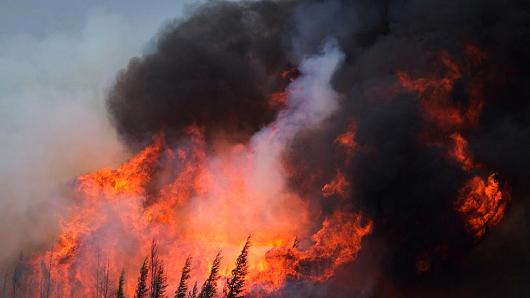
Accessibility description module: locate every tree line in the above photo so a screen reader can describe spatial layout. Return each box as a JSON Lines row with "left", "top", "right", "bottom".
{"left": 0, "top": 236, "right": 251, "bottom": 298}
{"left": 123, "top": 236, "right": 251, "bottom": 298}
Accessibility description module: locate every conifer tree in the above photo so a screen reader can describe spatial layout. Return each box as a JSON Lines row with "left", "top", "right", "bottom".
{"left": 175, "top": 256, "right": 192, "bottom": 298}
{"left": 224, "top": 236, "right": 250, "bottom": 298}
{"left": 199, "top": 252, "right": 222, "bottom": 298}
{"left": 117, "top": 270, "right": 126, "bottom": 298}
{"left": 151, "top": 263, "right": 168, "bottom": 298}
{"left": 149, "top": 240, "right": 167, "bottom": 298}
{"left": 135, "top": 258, "right": 149, "bottom": 298}
{"left": 187, "top": 282, "right": 198, "bottom": 298}
{"left": 149, "top": 241, "right": 158, "bottom": 297}
{"left": 103, "top": 261, "right": 110, "bottom": 298}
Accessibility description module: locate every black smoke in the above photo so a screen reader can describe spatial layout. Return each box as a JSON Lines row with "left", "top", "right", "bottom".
{"left": 107, "top": 0, "right": 298, "bottom": 148}
{"left": 107, "top": 0, "right": 530, "bottom": 297}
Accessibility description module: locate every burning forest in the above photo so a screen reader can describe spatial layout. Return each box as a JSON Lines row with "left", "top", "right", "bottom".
{"left": 1, "top": 0, "right": 530, "bottom": 297}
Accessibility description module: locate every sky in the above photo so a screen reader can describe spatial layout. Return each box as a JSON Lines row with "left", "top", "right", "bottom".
{"left": 0, "top": 0, "right": 204, "bottom": 263}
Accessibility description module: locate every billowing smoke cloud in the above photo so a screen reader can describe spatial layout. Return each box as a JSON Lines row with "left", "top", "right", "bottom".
{"left": 285, "top": 0, "right": 530, "bottom": 296}
{"left": 107, "top": 1, "right": 299, "bottom": 148}
{"left": 104, "top": 0, "right": 530, "bottom": 297}
{"left": 3, "top": 0, "right": 530, "bottom": 296}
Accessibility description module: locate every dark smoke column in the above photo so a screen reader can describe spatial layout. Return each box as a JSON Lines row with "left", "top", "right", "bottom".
{"left": 107, "top": 1, "right": 297, "bottom": 147}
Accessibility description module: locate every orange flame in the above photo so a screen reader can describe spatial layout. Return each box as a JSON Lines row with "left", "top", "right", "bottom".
{"left": 27, "top": 119, "right": 372, "bottom": 297}
{"left": 252, "top": 212, "right": 372, "bottom": 293}
{"left": 322, "top": 170, "right": 349, "bottom": 199}
{"left": 397, "top": 50, "right": 483, "bottom": 133}
{"left": 455, "top": 174, "right": 507, "bottom": 239}
{"left": 449, "top": 132, "right": 475, "bottom": 171}
{"left": 397, "top": 46, "right": 508, "bottom": 242}
{"left": 334, "top": 122, "right": 357, "bottom": 160}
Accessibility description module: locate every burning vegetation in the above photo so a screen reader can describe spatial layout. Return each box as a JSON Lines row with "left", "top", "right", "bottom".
{"left": 3, "top": 0, "right": 530, "bottom": 297}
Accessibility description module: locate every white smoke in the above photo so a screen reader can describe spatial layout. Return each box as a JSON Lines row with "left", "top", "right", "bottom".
{"left": 0, "top": 6, "right": 200, "bottom": 265}
{"left": 249, "top": 39, "right": 345, "bottom": 195}
{"left": 187, "top": 40, "right": 345, "bottom": 245}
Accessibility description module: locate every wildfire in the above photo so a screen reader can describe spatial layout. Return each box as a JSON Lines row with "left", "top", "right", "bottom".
{"left": 28, "top": 111, "right": 371, "bottom": 296}
{"left": 322, "top": 170, "right": 349, "bottom": 199}
{"left": 254, "top": 212, "right": 372, "bottom": 292}
{"left": 397, "top": 49, "right": 483, "bottom": 134}
{"left": 334, "top": 122, "right": 357, "bottom": 159}
{"left": 449, "top": 132, "right": 475, "bottom": 172}
{"left": 397, "top": 45, "right": 508, "bottom": 243}
{"left": 455, "top": 174, "right": 507, "bottom": 239}
{"left": 16, "top": 40, "right": 511, "bottom": 297}
{"left": 76, "top": 134, "right": 164, "bottom": 199}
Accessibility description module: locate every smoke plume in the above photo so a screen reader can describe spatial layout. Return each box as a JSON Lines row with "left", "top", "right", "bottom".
{"left": 106, "top": 0, "right": 530, "bottom": 296}
{"left": 2, "top": 0, "right": 530, "bottom": 297}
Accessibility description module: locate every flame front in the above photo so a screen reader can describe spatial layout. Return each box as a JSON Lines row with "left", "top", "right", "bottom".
{"left": 27, "top": 56, "right": 372, "bottom": 297}
{"left": 23, "top": 44, "right": 511, "bottom": 296}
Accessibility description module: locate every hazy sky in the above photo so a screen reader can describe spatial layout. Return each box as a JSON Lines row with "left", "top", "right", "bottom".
{"left": 0, "top": 0, "right": 203, "bottom": 38}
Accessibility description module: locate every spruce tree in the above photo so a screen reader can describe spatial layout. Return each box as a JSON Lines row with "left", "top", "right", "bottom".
{"left": 117, "top": 270, "right": 125, "bottom": 298}
{"left": 175, "top": 256, "right": 192, "bottom": 298}
{"left": 148, "top": 240, "right": 167, "bottom": 298}
{"left": 152, "top": 263, "right": 168, "bottom": 298}
{"left": 187, "top": 282, "right": 198, "bottom": 298}
{"left": 224, "top": 236, "right": 250, "bottom": 298}
{"left": 199, "top": 252, "right": 222, "bottom": 298}
{"left": 149, "top": 241, "right": 158, "bottom": 298}
{"left": 135, "top": 258, "right": 149, "bottom": 298}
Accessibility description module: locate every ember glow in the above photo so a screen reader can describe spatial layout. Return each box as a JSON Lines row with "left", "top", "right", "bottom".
{"left": 397, "top": 47, "right": 508, "bottom": 243}
{"left": 456, "top": 174, "right": 506, "bottom": 239}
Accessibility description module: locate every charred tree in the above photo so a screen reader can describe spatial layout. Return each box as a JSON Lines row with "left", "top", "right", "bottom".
{"left": 188, "top": 282, "right": 198, "bottom": 298}
{"left": 103, "top": 261, "right": 110, "bottom": 298}
{"left": 135, "top": 258, "right": 149, "bottom": 298}
{"left": 199, "top": 251, "right": 222, "bottom": 298}
{"left": 151, "top": 263, "right": 168, "bottom": 298}
{"left": 12, "top": 252, "right": 28, "bottom": 298}
{"left": 175, "top": 256, "right": 192, "bottom": 298}
{"left": 148, "top": 240, "right": 167, "bottom": 298}
{"left": 224, "top": 236, "right": 250, "bottom": 298}
{"left": 149, "top": 241, "right": 157, "bottom": 297}
{"left": 45, "top": 249, "right": 53, "bottom": 298}
{"left": 117, "top": 270, "right": 125, "bottom": 298}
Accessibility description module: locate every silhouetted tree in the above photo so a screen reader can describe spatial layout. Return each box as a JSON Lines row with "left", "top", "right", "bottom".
{"left": 149, "top": 240, "right": 167, "bottom": 298}
{"left": 135, "top": 258, "right": 149, "bottom": 298}
{"left": 149, "top": 241, "right": 157, "bottom": 297}
{"left": 12, "top": 252, "right": 28, "bottom": 297}
{"left": 2, "top": 266, "right": 8, "bottom": 298}
{"left": 188, "top": 282, "right": 198, "bottom": 298}
{"left": 103, "top": 261, "right": 111, "bottom": 298}
{"left": 199, "top": 252, "right": 222, "bottom": 298}
{"left": 175, "top": 256, "right": 192, "bottom": 298}
{"left": 45, "top": 248, "right": 53, "bottom": 298}
{"left": 152, "top": 263, "right": 168, "bottom": 298}
{"left": 224, "top": 236, "right": 250, "bottom": 298}
{"left": 117, "top": 270, "right": 126, "bottom": 298}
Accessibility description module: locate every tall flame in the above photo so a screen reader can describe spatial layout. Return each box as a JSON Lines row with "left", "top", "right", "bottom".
{"left": 27, "top": 47, "right": 372, "bottom": 297}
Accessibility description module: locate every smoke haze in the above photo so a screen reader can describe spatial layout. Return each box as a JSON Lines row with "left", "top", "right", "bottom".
{"left": 0, "top": 2, "right": 202, "bottom": 266}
